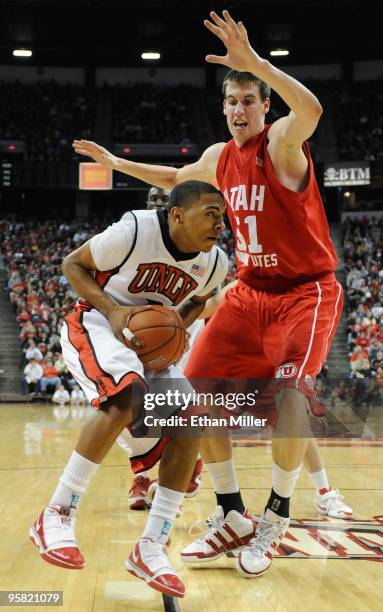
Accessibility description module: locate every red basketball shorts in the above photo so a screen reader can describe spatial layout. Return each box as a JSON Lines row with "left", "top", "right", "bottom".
{"left": 185, "top": 276, "right": 343, "bottom": 403}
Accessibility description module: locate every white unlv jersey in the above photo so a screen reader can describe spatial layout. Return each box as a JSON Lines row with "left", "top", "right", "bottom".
{"left": 89, "top": 209, "right": 228, "bottom": 310}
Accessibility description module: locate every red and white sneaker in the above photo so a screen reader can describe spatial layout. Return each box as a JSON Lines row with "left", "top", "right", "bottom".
{"left": 181, "top": 505, "right": 257, "bottom": 563}
{"left": 126, "top": 538, "right": 185, "bottom": 598}
{"left": 317, "top": 488, "right": 353, "bottom": 519}
{"left": 235, "top": 508, "right": 289, "bottom": 578}
{"left": 29, "top": 506, "right": 84, "bottom": 570}
{"left": 129, "top": 475, "right": 151, "bottom": 510}
{"left": 185, "top": 458, "right": 203, "bottom": 498}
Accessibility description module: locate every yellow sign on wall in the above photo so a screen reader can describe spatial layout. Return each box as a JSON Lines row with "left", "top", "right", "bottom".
{"left": 79, "top": 163, "right": 112, "bottom": 190}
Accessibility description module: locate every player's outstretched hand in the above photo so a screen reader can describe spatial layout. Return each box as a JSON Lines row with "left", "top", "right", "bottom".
{"left": 105, "top": 305, "right": 150, "bottom": 348}
{"left": 204, "top": 10, "right": 262, "bottom": 72}
{"left": 72, "top": 139, "right": 120, "bottom": 169}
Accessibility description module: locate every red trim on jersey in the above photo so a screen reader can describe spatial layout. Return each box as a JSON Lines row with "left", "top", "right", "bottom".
{"left": 65, "top": 309, "right": 146, "bottom": 408}
{"left": 74, "top": 299, "right": 93, "bottom": 312}
{"left": 95, "top": 268, "right": 119, "bottom": 289}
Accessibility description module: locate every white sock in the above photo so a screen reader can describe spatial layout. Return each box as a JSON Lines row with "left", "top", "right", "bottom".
{"left": 143, "top": 486, "right": 184, "bottom": 543}
{"left": 49, "top": 450, "right": 99, "bottom": 512}
{"left": 137, "top": 470, "right": 149, "bottom": 479}
{"left": 205, "top": 458, "right": 239, "bottom": 494}
{"left": 310, "top": 468, "right": 329, "bottom": 493}
{"left": 272, "top": 462, "right": 301, "bottom": 498}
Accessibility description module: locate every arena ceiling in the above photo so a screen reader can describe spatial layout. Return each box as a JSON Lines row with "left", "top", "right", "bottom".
{"left": 0, "top": 0, "right": 381, "bottom": 68}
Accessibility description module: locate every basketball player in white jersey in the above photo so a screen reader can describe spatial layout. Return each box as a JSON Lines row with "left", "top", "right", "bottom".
{"left": 29, "top": 180, "right": 228, "bottom": 599}
{"left": 119, "top": 186, "right": 204, "bottom": 510}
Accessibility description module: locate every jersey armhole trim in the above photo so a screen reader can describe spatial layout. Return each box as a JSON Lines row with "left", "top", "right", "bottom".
{"left": 118, "top": 211, "right": 138, "bottom": 268}
{"left": 203, "top": 249, "right": 219, "bottom": 289}
{"left": 95, "top": 211, "right": 138, "bottom": 291}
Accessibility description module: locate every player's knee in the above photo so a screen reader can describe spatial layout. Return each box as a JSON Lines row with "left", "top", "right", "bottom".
{"left": 275, "top": 388, "right": 311, "bottom": 435}
{"left": 162, "top": 436, "right": 200, "bottom": 464}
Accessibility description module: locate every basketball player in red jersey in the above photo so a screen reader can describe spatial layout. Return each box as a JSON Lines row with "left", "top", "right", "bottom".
{"left": 73, "top": 9, "right": 344, "bottom": 578}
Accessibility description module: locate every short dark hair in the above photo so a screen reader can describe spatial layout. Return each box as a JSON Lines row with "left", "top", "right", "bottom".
{"left": 169, "top": 180, "right": 222, "bottom": 210}
{"left": 222, "top": 70, "right": 271, "bottom": 101}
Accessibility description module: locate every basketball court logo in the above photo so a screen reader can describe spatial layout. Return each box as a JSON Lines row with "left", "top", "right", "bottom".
{"left": 227, "top": 517, "right": 383, "bottom": 561}
{"left": 277, "top": 518, "right": 383, "bottom": 560}
{"left": 277, "top": 363, "right": 297, "bottom": 378}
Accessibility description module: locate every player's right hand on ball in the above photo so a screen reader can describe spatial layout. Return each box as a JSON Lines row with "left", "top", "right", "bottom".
{"left": 105, "top": 305, "right": 149, "bottom": 348}
{"left": 72, "top": 139, "right": 120, "bottom": 169}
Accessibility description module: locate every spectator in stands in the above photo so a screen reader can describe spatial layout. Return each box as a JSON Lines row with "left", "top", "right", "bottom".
{"left": 371, "top": 350, "right": 383, "bottom": 374}
{"left": 22, "top": 358, "right": 43, "bottom": 395}
{"left": 52, "top": 384, "right": 70, "bottom": 405}
{"left": 350, "top": 350, "right": 370, "bottom": 379}
{"left": 40, "top": 360, "right": 61, "bottom": 394}
{"left": 70, "top": 384, "right": 86, "bottom": 405}
{"left": 318, "top": 360, "right": 328, "bottom": 379}
{"left": 24, "top": 339, "right": 43, "bottom": 363}
{"left": 48, "top": 333, "right": 62, "bottom": 353}
{"left": 54, "top": 352, "right": 67, "bottom": 375}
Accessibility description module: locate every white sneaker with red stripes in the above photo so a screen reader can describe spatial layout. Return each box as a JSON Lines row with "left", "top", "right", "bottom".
{"left": 180, "top": 505, "right": 257, "bottom": 563}
{"left": 29, "top": 506, "right": 84, "bottom": 569}
{"left": 235, "top": 508, "right": 289, "bottom": 578}
{"left": 317, "top": 488, "right": 353, "bottom": 519}
{"left": 126, "top": 538, "right": 185, "bottom": 598}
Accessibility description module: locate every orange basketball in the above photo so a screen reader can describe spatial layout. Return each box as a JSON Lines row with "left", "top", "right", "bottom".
{"left": 124, "top": 306, "right": 187, "bottom": 371}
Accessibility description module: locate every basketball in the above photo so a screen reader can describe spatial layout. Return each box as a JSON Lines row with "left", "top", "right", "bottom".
{"left": 123, "top": 306, "right": 187, "bottom": 370}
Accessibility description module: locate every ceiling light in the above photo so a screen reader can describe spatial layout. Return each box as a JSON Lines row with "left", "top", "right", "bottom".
{"left": 270, "top": 49, "right": 289, "bottom": 57}
{"left": 141, "top": 52, "right": 160, "bottom": 60}
{"left": 13, "top": 49, "right": 32, "bottom": 57}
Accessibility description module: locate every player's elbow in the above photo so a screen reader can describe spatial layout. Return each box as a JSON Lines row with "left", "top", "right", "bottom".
{"left": 310, "top": 100, "right": 323, "bottom": 120}
{"left": 61, "top": 255, "right": 70, "bottom": 275}
{"left": 61, "top": 252, "right": 77, "bottom": 276}
{"left": 315, "top": 101, "right": 323, "bottom": 117}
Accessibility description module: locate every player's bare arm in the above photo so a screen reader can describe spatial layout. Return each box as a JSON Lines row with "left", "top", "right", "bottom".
{"left": 198, "top": 280, "right": 237, "bottom": 319}
{"left": 178, "top": 292, "right": 214, "bottom": 328}
{"left": 72, "top": 140, "right": 224, "bottom": 189}
{"left": 205, "top": 10, "right": 322, "bottom": 181}
{"left": 62, "top": 241, "right": 144, "bottom": 346}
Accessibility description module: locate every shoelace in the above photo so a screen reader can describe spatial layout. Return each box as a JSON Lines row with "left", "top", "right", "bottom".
{"left": 248, "top": 520, "right": 282, "bottom": 557}
{"left": 327, "top": 489, "right": 346, "bottom": 507}
{"left": 188, "top": 511, "right": 224, "bottom": 540}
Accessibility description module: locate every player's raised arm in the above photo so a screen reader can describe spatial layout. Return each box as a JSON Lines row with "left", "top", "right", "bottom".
{"left": 205, "top": 10, "right": 322, "bottom": 144}
{"left": 72, "top": 140, "right": 224, "bottom": 189}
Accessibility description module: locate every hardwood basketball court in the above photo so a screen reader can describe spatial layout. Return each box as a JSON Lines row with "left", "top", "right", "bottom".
{"left": 1, "top": 403, "right": 382, "bottom": 611}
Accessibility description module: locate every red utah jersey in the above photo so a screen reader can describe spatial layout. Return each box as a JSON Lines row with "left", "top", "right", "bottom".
{"left": 216, "top": 124, "right": 338, "bottom": 291}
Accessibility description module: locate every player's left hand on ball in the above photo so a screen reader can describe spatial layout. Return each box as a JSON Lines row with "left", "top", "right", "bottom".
{"left": 204, "top": 10, "right": 262, "bottom": 72}
{"left": 106, "top": 305, "right": 148, "bottom": 348}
